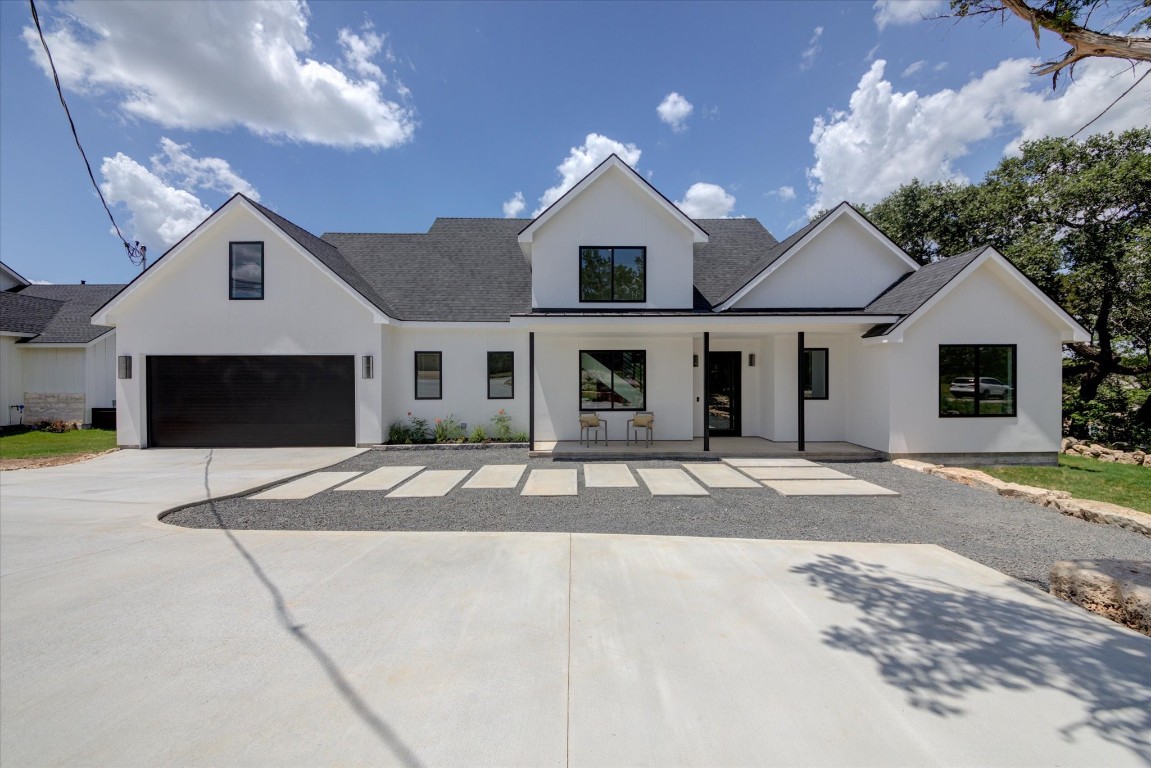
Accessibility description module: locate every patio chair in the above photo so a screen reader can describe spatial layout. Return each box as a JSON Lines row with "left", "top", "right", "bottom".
{"left": 579, "top": 412, "right": 607, "bottom": 446}
{"left": 626, "top": 412, "right": 654, "bottom": 447}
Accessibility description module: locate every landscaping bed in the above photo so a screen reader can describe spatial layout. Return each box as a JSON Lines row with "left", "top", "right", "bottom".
{"left": 981, "top": 454, "right": 1150, "bottom": 515}
{"left": 0, "top": 426, "right": 117, "bottom": 470}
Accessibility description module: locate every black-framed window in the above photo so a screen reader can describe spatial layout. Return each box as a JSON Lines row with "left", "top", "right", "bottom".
{"left": 415, "top": 351, "right": 442, "bottom": 400}
{"left": 579, "top": 350, "right": 646, "bottom": 410}
{"left": 939, "top": 345, "right": 1016, "bottom": 417}
{"left": 488, "top": 351, "right": 514, "bottom": 399}
{"left": 229, "top": 242, "right": 264, "bottom": 300}
{"left": 804, "top": 348, "right": 828, "bottom": 400}
{"left": 579, "top": 246, "right": 646, "bottom": 302}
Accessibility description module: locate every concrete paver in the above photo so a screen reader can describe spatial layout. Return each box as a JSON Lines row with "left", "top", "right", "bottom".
{"left": 740, "top": 466, "right": 854, "bottom": 480}
{"left": 636, "top": 468, "right": 709, "bottom": 496}
{"left": 462, "top": 464, "right": 527, "bottom": 489}
{"left": 723, "top": 457, "right": 819, "bottom": 467}
{"left": 387, "top": 469, "right": 470, "bottom": 498}
{"left": 250, "top": 471, "right": 363, "bottom": 499}
{"left": 681, "top": 463, "right": 762, "bottom": 488}
{"left": 764, "top": 478, "right": 900, "bottom": 496}
{"left": 336, "top": 465, "right": 424, "bottom": 491}
{"left": 583, "top": 463, "right": 637, "bottom": 488}
{"left": 521, "top": 469, "right": 578, "bottom": 496}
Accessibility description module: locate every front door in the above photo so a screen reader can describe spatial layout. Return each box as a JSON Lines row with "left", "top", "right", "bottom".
{"left": 707, "top": 351, "right": 741, "bottom": 437}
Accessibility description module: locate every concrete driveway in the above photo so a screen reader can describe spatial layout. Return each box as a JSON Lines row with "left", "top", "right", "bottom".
{"left": 2, "top": 450, "right": 1148, "bottom": 767}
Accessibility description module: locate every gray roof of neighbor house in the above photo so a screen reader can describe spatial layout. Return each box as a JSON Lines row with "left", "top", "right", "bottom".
{"left": 1, "top": 284, "right": 123, "bottom": 343}
{"left": 862, "top": 246, "right": 987, "bottom": 337}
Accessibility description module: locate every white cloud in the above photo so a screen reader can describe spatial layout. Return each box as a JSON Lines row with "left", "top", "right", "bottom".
{"left": 873, "top": 0, "right": 944, "bottom": 30}
{"left": 902, "top": 60, "right": 927, "bottom": 77}
{"left": 805, "top": 58, "right": 1150, "bottom": 215}
{"left": 657, "top": 92, "right": 694, "bottom": 132}
{"left": 502, "top": 191, "right": 525, "bottom": 218}
{"left": 773, "top": 185, "right": 797, "bottom": 201}
{"left": 676, "top": 183, "right": 736, "bottom": 218}
{"left": 101, "top": 139, "right": 258, "bottom": 249}
{"left": 801, "top": 26, "right": 823, "bottom": 71}
{"left": 24, "top": 1, "right": 415, "bottom": 149}
{"left": 532, "top": 134, "right": 642, "bottom": 216}
{"left": 30, "top": 280, "right": 53, "bottom": 285}
{"left": 865, "top": 44, "right": 881, "bottom": 63}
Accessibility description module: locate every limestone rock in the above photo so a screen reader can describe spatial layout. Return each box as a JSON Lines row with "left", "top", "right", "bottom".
{"left": 997, "top": 483, "right": 1071, "bottom": 506}
{"left": 1050, "top": 560, "right": 1151, "bottom": 635}
{"left": 927, "top": 466, "right": 1008, "bottom": 492}
{"left": 1115, "top": 453, "right": 1139, "bottom": 465}
{"left": 1053, "top": 498, "right": 1151, "bottom": 538}
{"left": 892, "top": 459, "right": 940, "bottom": 473}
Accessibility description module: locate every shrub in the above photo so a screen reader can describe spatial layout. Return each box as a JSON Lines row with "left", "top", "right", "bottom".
{"left": 510, "top": 430, "right": 529, "bottom": 443}
{"left": 469, "top": 424, "right": 488, "bottom": 443}
{"left": 387, "top": 420, "right": 415, "bottom": 444}
{"left": 37, "top": 420, "right": 76, "bottom": 434}
{"left": 490, "top": 409, "right": 513, "bottom": 442}
{"left": 433, "top": 415, "right": 465, "bottom": 443}
{"left": 407, "top": 414, "right": 432, "bottom": 443}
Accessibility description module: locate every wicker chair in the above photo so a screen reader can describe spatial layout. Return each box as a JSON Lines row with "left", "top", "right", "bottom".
{"left": 626, "top": 412, "right": 654, "bottom": 447}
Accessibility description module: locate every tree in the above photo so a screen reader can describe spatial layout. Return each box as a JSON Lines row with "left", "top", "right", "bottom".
{"left": 949, "top": 0, "right": 1151, "bottom": 83}
{"left": 861, "top": 129, "right": 1151, "bottom": 439}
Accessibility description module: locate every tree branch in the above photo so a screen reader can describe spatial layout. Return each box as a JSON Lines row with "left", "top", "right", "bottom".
{"left": 1000, "top": 0, "right": 1151, "bottom": 79}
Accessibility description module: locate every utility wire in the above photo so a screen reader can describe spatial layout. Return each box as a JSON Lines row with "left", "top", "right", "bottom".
{"left": 1070, "top": 66, "right": 1149, "bottom": 139}
{"left": 28, "top": 0, "right": 147, "bottom": 267}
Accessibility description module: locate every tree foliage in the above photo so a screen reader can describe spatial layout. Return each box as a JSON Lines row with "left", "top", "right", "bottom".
{"left": 949, "top": 0, "right": 1151, "bottom": 83}
{"left": 860, "top": 128, "right": 1151, "bottom": 441}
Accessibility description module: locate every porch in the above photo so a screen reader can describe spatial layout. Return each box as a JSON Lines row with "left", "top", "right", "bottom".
{"left": 530, "top": 436, "right": 883, "bottom": 461}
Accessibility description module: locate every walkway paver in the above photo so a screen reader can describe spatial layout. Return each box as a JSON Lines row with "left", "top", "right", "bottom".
{"left": 463, "top": 464, "right": 527, "bottom": 489}
{"left": 583, "top": 463, "right": 637, "bottom": 488}
{"left": 723, "top": 457, "right": 819, "bottom": 468}
{"left": 335, "top": 465, "right": 423, "bottom": 491}
{"left": 741, "top": 466, "right": 853, "bottom": 480}
{"left": 764, "top": 478, "right": 900, "bottom": 496}
{"left": 682, "top": 463, "right": 762, "bottom": 488}
{"left": 250, "top": 472, "right": 362, "bottom": 499}
{"left": 521, "top": 469, "right": 578, "bottom": 496}
{"left": 387, "top": 470, "right": 470, "bottom": 498}
{"left": 637, "top": 468, "right": 709, "bottom": 496}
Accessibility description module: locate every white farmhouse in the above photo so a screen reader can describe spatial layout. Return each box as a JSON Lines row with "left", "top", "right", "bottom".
{"left": 90, "top": 156, "right": 1088, "bottom": 463}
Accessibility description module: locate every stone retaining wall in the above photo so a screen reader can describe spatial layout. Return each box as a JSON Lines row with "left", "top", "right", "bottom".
{"left": 22, "top": 392, "right": 85, "bottom": 425}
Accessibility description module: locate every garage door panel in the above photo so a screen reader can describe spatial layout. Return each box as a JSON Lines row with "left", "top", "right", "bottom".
{"left": 147, "top": 356, "right": 355, "bottom": 447}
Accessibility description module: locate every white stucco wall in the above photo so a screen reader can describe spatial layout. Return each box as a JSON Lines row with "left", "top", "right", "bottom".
{"left": 731, "top": 215, "right": 912, "bottom": 309}
{"left": 529, "top": 167, "right": 696, "bottom": 309}
{"left": 102, "top": 204, "right": 384, "bottom": 447}
{"left": 886, "top": 260, "right": 1064, "bottom": 456}
{"left": 384, "top": 326, "right": 530, "bottom": 438}
{"left": 86, "top": 333, "right": 117, "bottom": 415}
{"left": 843, "top": 339, "right": 891, "bottom": 452}
{"left": 534, "top": 334, "right": 694, "bottom": 441}
{"left": 1, "top": 336, "right": 24, "bottom": 424}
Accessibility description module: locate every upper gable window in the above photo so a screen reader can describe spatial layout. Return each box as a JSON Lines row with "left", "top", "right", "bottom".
{"left": 580, "top": 246, "right": 646, "bottom": 302}
{"left": 230, "top": 242, "right": 264, "bottom": 300}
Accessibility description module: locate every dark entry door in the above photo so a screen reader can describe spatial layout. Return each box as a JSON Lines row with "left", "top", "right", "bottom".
{"left": 147, "top": 355, "right": 355, "bottom": 447}
{"left": 707, "top": 351, "right": 741, "bottom": 437}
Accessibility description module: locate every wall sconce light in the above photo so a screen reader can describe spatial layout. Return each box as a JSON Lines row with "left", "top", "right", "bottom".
{"left": 362, "top": 355, "right": 374, "bottom": 379}
{"left": 693, "top": 354, "right": 699, "bottom": 368}
{"left": 117, "top": 355, "right": 132, "bottom": 380}
{"left": 748, "top": 353, "right": 756, "bottom": 367}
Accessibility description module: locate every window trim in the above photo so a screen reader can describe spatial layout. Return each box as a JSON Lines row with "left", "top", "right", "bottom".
{"left": 414, "top": 351, "right": 442, "bottom": 400}
{"left": 229, "top": 241, "right": 264, "bottom": 300}
{"left": 939, "top": 344, "right": 1017, "bottom": 418}
{"left": 487, "top": 351, "right": 514, "bottom": 400}
{"left": 803, "top": 347, "right": 829, "bottom": 401}
{"left": 578, "top": 246, "right": 647, "bottom": 303}
{"left": 578, "top": 349, "right": 647, "bottom": 411}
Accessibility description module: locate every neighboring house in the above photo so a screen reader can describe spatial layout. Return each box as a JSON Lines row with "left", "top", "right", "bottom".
{"left": 0, "top": 263, "right": 122, "bottom": 426}
{"left": 91, "top": 156, "right": 1088, "bottom": 462}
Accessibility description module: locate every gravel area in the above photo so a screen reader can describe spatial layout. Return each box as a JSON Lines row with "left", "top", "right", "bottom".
{"left": 165, "top": 449, "right": 1151, "bottom": 590}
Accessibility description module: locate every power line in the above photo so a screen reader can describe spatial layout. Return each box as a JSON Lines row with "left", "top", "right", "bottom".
{"left": 1070, "top": 66, "right": 1150, "bottom": 139}
{"left": 28, "top": 0, "right": 147, "bottom": 268}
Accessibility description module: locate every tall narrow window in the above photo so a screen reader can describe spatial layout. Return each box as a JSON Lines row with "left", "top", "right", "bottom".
{"left": 488, "top": 351, "right": 514, "bottom": 399}
{"left": 579, "top": 247, "right": 646, "bottom": 302}
{"left": 229, "top": 242, "right": 264, "bottom": 300}
{"left": 415, "top": 351, "right": 442, "bottom": 399}
{"left": 579, "top": 350, "right": 646, "bottom": 410}
{"left": 804, "top": 348, "right": 828, "bottom": 400}
{"left": 939, "top": 345, "right": 1016, "bottom": 417}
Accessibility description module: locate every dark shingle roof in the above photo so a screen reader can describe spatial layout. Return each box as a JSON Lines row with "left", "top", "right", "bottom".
{"left": 692, "top": 219, "right": 780, "bottom": 309}
{"left": 0, "top": 291, "right": 63, "bottom": 335}
{"left": 324, "top": 219, "right": 534, "bottom": 322}
{"left": 862, "top": 246, "right": 987, "bottom": 336}
{"left": 245, "top": 197, "right": 399, "bottom": 319}
{"left": 9, "top": 284, "right": 123, "bottom": 343}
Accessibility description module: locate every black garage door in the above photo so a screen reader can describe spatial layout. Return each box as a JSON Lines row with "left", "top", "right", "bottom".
{"left": 147, "top": 356, "right": 355, "bottom": 447}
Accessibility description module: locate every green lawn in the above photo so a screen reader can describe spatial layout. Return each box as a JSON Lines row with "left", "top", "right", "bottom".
{"left": 981, "top": 454, "right": 1151, "bottom": 514}
{"left": 0, "top": 428, "right": 117, "bottom": 460}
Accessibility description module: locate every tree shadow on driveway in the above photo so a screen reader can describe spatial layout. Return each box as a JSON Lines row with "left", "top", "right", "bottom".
{"left": 790, "top": 553, "right": 1151, "bottom": 761}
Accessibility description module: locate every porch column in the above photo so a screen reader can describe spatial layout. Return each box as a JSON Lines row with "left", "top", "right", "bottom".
{"left": 703, "top": 331, "right": 710, "bottom": 452}
{"left": 528, "top": 332, "right": 535, "bottom": 451}
{"left": 797, "top": 331, "right": 805, "bottom": 452}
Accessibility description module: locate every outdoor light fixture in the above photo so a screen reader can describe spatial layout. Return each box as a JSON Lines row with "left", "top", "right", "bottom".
{"left": 363, "top": 355, "right": 374, "bottom": 379}
{"left": 748, "top": 353, "right": 756, "bottom": 367}
{"left": 117, "top": 355, "right": 132, "bottom": 380}
{"left": 693, "top": 354, "right": 699, "bottom": 368}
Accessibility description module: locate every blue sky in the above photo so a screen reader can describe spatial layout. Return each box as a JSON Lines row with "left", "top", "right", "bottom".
{"left": 1, "top": 0, "right": 1147, "bottom": 285}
